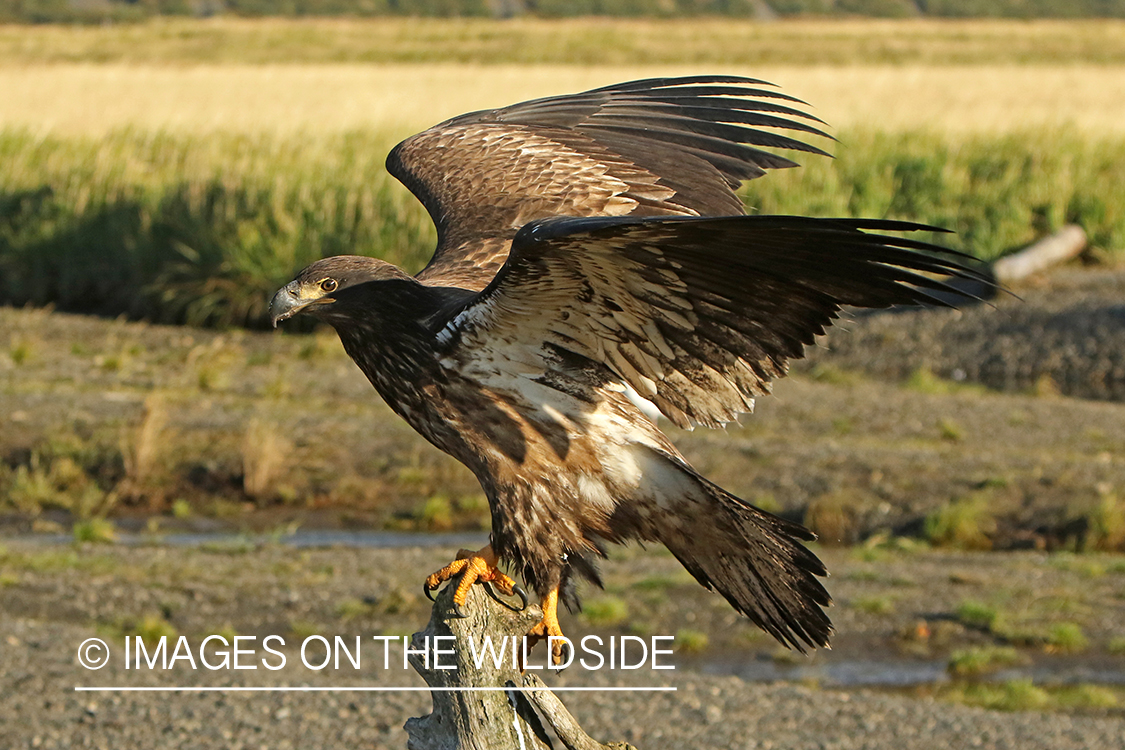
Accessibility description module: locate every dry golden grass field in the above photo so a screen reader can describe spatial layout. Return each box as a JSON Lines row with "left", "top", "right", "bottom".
{"left": 5, "top": 61, "right": 1125, "bottom": 137}
{"left": 3, "top": 16, "right": 1125, "bottom": 66}
{"left": 1, "top": 17, "right": 1125, "bottom": 136}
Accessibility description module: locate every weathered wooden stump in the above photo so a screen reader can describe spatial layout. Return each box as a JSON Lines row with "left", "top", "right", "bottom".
{"left": 404, "top": 582, "right": 637, "bottom": 750}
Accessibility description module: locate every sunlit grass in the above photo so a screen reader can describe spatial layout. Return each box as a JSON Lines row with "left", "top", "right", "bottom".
{"left": 124, "top": 613, "right": 178, "bottom": 646}
{"left": 0, "top": 128, "right": 435, "bottom": 328}
{"left": 2, "top": 20, "right": 1125, "bottom": 329}
{"left": 3, "top": 435, "right": 122, "bottom": 520}
{"left": 582, "top": 596, "right": 630, "bottom": 626}
{"left": 335, "top": 597, "right": 375, "bottom": 621}
{"left": 955, "top": 600, "right": 1000, "bottom": 631}
{"left": 1045, "top": 622, "right": 1089, "bottom": 654}
{"left": 674, "top": 628, "right": 710, "bottom": 653}
{"left": 948, "top": 645, "right": 1024, "bottom": 677}
{"left": 4, "top": 62, "right": 1125, "bottom": 138}
{"left": 905, "top": 367, "right": 987, "bottom": 396}
{"left": 852, "top": 595, "right": 896, "bottom": 616}
{"left": 7, "top": 126, "right": 1121, "bottom": 328}
{"left": 943, "top": 679, "right": 1123, "bottom": 713}
{"left": 73, "top": 517, "right": 118, "bottom": 544}
{"left": 2, "top": 18, "right": 1124, "bottom": 67}
{"left": 945, "top": 678, "right": 1050, "bottom": 712}
{"left": 925, "top": 495, "right": 997, "bottom": 550}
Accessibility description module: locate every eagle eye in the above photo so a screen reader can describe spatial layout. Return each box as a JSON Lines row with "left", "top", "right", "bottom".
{"left": 319, "top": 278, "right": 338, "bottom": 293}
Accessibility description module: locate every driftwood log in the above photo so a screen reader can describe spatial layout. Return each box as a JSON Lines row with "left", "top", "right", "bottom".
{"left": 992, "top": 224, "right": 1087, "bottom": 284}
{"left": 404, "top": 582, "right": 637, "bottom": 750}
{"left": 882, "top": 224, "right": 1088, "bottom": 307}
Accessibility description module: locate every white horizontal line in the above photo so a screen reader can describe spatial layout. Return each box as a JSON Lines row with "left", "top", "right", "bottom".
{"left": 74, "top": 686, "right": 676, "bottom": 692}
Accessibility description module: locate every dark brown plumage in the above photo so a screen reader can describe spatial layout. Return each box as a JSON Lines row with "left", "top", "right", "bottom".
{"left": 270, "top": 77, "right": 985, "bottom": 654}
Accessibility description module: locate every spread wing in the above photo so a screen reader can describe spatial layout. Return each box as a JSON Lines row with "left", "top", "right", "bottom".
{"left": 388, "top": 76, "right": 831, "bottom": 291}
{"left": 438, "top": 216, "right": 987, "bottom": 430}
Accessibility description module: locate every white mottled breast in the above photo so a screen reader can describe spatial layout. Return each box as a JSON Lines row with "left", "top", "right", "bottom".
{"left": 443, "top": 332, "right": 677, "bottom": 507}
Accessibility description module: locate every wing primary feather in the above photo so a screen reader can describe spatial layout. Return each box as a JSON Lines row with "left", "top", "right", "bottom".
{"left": 611, "top": 96, "right": 829, "bottom": 125}
{"left": 583, "top": 121, "right": 832, "bottom": 159}
{"left": 591, "top": 106, "right": 834, "bottom": 140}
{"left": 584, "top": 75, "right": 779, "bottom": 92}
{"left": 589, "top": 78, "right": 813, "bottom": 105}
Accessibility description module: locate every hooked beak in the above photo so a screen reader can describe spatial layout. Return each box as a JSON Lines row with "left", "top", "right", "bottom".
{"left": 269, "top": 282, "right": 325, "bottom": 328}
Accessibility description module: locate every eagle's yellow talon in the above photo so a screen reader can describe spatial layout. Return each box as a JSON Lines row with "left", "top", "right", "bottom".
{"left": 524, "top": 587, "right": 569, "bottom": 666}
{"left": 423, "top": 545, "right": 518, "bottom": 614}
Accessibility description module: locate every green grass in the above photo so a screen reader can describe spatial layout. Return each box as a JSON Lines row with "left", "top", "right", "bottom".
{"left": 2, "top": 127, "right": 1124, "bottom": 329}
{"left": 1053, "top": 684, "right": 1120, "bottom": 711}
{"left": 745, "top": 129, "right": 1125, "bottom": 260}
{"left": 0, "top": 547, "right": 120, "bottom": 575}
{"left": 8, "top": 337, "right": 31, "bottom": 364}
{"left": 937, "top": 418, "right": 965, "bottom": 442}
{"left": 1049, "top": 553, "right": 1108, "bottom": 577}
{"left": 905, "top": 367, "right": 988, "bottom": 396}
{"left": 674, "top": 628, "right": 710, "bottom": 654}
{"left": 1045, "top": 622, "right": 1089, "bottom": 653}
{"left": 73, "top": 517, "right": 118, "bottom": 544}
{"left": 925, "top": 495, "right": 997, "bottom": 550}
{"left": 410, "top": 493, "right": 491, "bottom": 531}
{"left": 581, "top": 596, "right": 630, "bottom": 627}
{"left": 807, "top": 364, "right": 863, "bottom": 386}
{"left": 288, "top": 620, "right": 322, "bottom": 640}
{"left": 2, "top": 17, "right": 1125, "bottom": 66}
{"left": 120, "top": 613, "right": 178, "bottom": 646}
{"left": 2, "top": 435, "right": 122, "bottom": 519}
{"left": 852, "top": 595, "right": 896, "bottom": 616}
{"left": 955, "top": 600, "right": 1000, "bottom": 630}
{"left": 335, "top": 597, "right": 374, "bottom": 621}
{"left": 634, "top": 574, "right": 685, "bottom": 591}
{"left": 948, "top": 645, "right": 1023, "bottom": 677}
{"left": 943, "top": 679, "right": 1123, "bottom": 713}
{"left": 0, "top": 129, "right": 435, "bottom": 328}
{"left": 1086, "top": 494, "right": 1125, "bottom": 551}
{"left": 945, "top": 678, "right": 1051, "bottom": 712}
{"left": 415, "top": 496, "right": 453, "bottom": 531}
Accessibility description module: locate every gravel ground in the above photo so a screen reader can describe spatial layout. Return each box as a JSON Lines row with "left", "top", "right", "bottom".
{"left": 2, "top": 542, "right": 1123, "bottom": 750}
{"left": 4, "top": 617, "right": 1123, "bottom": 750}
{"left": 803, "top": 266, "right": 1125, "bottom": 401}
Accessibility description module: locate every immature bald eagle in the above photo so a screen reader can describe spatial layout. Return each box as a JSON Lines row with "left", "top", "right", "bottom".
{"left": 270, "top": 77, "right": 981, "bottom": 659}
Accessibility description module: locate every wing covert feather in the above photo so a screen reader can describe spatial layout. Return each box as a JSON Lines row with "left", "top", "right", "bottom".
{"left": 387, "top": 77, "right": 831, "bottom": 291}
{"left": 441, "top": 216, "right": 988, "bottom": 429}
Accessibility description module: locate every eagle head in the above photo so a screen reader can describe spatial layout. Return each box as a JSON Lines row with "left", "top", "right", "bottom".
{"left": 269, "top": 256, "right": 409, "bottom": 328}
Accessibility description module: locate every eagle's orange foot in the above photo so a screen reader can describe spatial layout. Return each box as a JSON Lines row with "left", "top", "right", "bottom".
{"left": 524, "top": 587, "right": 570, "bottom": 666}
{"left": 423, "top": 545, "right": 527, "bottom": 618}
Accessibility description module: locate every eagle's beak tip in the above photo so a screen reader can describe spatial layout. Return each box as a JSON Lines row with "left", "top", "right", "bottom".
{"left": 269, "top": 284, "right": 301, "bottom": 328}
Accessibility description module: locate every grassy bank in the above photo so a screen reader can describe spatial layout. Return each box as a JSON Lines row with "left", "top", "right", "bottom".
{"left": 2, "top": 127, "right": 1122, "bottom": 327}
{"left": 0, "top": 130, "right": 434, "bottom": 327}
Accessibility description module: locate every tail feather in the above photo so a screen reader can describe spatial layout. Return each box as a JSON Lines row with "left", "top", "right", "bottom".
{"left": 660, "top": 474, "right": 832, "bottom": 652}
